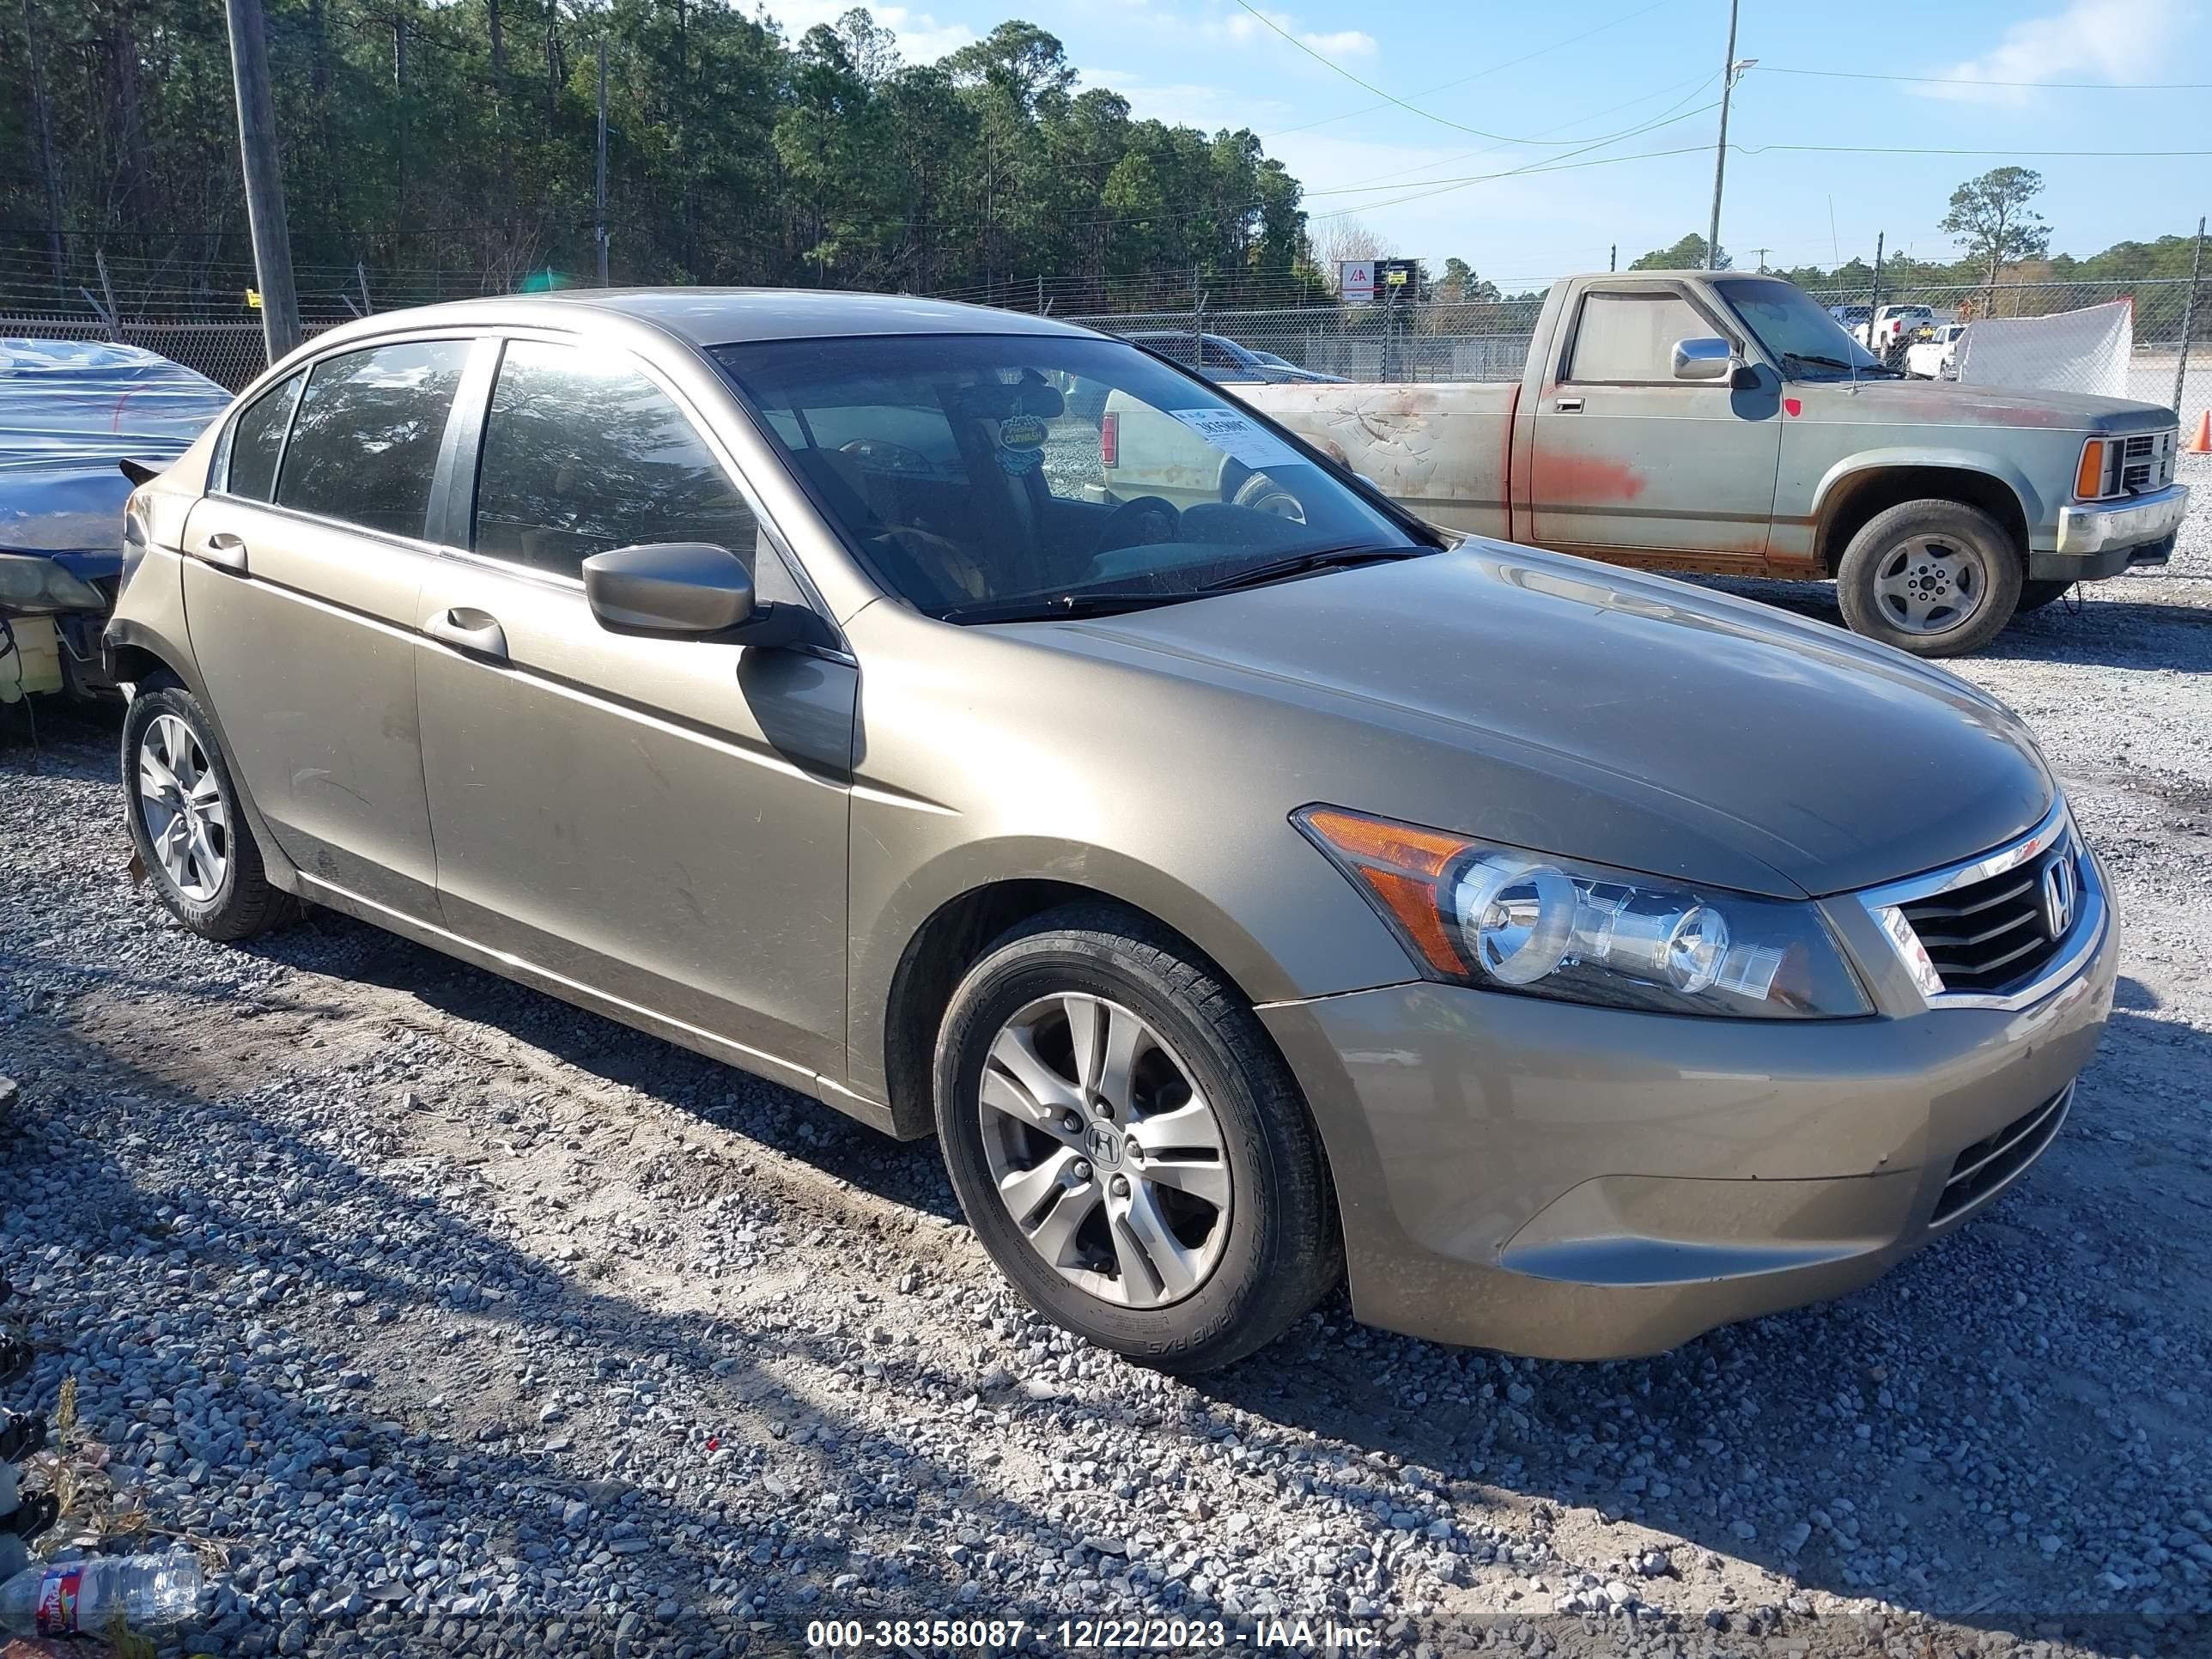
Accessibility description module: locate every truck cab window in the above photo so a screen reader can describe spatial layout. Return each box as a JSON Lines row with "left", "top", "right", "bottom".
{"left": 1565, "top": 293, "right": 1707, "bottom": 383}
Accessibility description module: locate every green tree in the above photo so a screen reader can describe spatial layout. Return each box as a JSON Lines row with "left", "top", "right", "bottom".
{"left": 1940, "top": 166, "right": 2050, "bottom": 300}
{"left": 1632, "top": 233, "right": 1727, "bottom": 270}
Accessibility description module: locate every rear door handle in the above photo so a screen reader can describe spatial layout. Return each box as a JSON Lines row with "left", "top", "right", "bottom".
{"left": 200, "top": 532, "right": 249, "bottom": 574}
{"left": 423, "top": 607, "right": 509, "bottom": 663}
{"left": 1553, "top": 397, "right": 1584, "bottom": 413}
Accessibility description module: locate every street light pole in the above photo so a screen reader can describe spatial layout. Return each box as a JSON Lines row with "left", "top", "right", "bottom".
{"left": 1705, "top": 0, "right": 1744, "bottom": 270}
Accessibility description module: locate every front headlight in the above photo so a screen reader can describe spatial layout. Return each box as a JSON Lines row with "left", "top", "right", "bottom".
{"left": 1295, "top": 805, "right": 1871, "bottom": 1020}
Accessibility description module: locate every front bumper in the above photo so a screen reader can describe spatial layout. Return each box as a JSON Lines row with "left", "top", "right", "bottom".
{"left": 2044, "top": 483, "right": 2190, "bottom": 574}
{"left": 1260, "top": 871, "right": 2117, "bottom": 1361}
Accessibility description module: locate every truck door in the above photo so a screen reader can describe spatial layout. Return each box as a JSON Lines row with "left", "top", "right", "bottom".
{"left": 1523, "top": 283, "right": 1782, "bottom": 572}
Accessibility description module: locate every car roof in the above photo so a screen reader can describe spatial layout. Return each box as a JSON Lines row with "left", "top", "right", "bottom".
{"left": 302, "top": 289, "right": 1099, "bottom": 352}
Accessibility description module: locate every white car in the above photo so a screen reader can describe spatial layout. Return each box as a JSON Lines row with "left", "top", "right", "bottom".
{"left": 1905, "top": 323, "right": 1968, "bottom": 380}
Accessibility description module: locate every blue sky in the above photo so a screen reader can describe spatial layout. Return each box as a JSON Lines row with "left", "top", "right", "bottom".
{"left": 761, "top": 0, "right": 2209, "bottom": 281}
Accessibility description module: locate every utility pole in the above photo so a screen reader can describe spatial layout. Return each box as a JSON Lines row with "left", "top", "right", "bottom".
{"left": 2173, "top": 216, "right": 2204, "bottom": 416}
{"left": 1868, "top": 231, "right": 1885, "bottom": 362}
{"left": 1705, "top": 0, "right": 1753, "bottom": 270}
{"left": 1608, "top": 244, "right": 1616, "bottom": 273}
{"left": 595, "top": 39, "right": 610, "bottom": 285}
{"left": 225, "top": 0, "right": 301, "bottom": 361}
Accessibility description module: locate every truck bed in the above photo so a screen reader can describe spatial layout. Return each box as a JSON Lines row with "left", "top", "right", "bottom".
{"left": 1234, "top": 380, "right": 1518, "bottom": 539}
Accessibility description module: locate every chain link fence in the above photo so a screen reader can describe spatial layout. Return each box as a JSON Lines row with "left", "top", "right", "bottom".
{"left": 2, "top": 252, "right": 2204, "bottom": 419}
{"left": 1063, "top": 277, "right": 2211, "bottom": 425}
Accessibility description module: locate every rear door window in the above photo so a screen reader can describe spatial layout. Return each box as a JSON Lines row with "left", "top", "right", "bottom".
{"left": 470, "top": 339, "right": 762, "bottom": 582}
{"left": 1564, "top": 292, "right": 1709, "bottom": 383}
{"left": 275, "top": 340, "right": 471, "bottom": 538}
{"left": 222, "top": 371, "right": 302, "bottom": 501}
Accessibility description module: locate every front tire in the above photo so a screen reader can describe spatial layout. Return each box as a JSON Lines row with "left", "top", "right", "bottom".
{"left": 933, "top": 904, "right": 1340, "bottom": 1372}
{"left": 122, "top": 680, "right": 296, "bottom": 941}
{"left": 1836, "top": 498, "right": 2022, "bottom": 658}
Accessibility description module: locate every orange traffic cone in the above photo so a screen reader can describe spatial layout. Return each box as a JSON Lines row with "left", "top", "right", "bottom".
{"left": 2189, "top": 408, "right": 2212, "bottom": 454}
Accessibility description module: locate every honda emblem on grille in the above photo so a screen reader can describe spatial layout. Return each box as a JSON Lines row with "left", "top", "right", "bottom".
{"left": 2041, "top": 854, "right": 2079, "bottom": 941}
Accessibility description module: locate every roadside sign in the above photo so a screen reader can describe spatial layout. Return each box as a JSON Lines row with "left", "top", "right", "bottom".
{"left": 245, "top": 289, "right": 262, "bottom": 310}
{"left": 1385, "top": 267, "right": 1407, "bottom": 287}
{"left": 1340, "top": 261, "right": 1375, "bottom": 304}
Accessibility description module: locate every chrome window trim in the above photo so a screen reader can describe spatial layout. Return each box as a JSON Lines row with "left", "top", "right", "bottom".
{"left": 1855, "top": 798, "right": 2106, "bottom": 1012}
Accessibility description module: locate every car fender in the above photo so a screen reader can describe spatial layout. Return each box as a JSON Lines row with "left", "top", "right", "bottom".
{"left": 1808, "top": 447, "right": 2045, "bottom": 542}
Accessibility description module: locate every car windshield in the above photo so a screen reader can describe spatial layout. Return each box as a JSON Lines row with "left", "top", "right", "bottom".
{"left": 713, "top": 333, "right": 1426, "bottom": 621}
{"left": 1718, "top": 279, "right": 1888, "bottom": 380}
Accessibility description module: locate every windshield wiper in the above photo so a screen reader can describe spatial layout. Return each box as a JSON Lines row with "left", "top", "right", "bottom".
{"left": 934, "top": 589, "right": 1195, "bottom": 624}
{"left": 1193, "top": 544, "right": 1429, "bottom": 594}
{"left": 1784, "top": 349, "right": 1899, "bottom": 379}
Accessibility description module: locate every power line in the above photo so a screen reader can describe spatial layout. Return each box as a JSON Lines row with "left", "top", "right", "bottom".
{"left": 1231, "top": 0, "right": 1693, "bottom": 149}
{"left": 1307, "top": 142, "right": 1717, "bottom": 221}
{"left": 1737, "top": 141, "right": 2212, "bottom": 157}
{"left": 1314, "top": 68, "right": 1718, "bottom": 196}
{"left": 1260, "top": 0, "right": 1684, "bottom": 140}
{"left": 1754, "top": 64, "right": 2212, "bottom": 90}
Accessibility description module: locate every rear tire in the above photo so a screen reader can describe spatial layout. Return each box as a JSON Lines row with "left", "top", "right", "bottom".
{"left": 2014, "top": 578, "right": 2075, "bottom": 613}
{"left": 933, "top": 903, "right": 1340, "bottom": 1373}
{"left": 122, "top": 680, "right": 297, "bottom": 941}
{"left": 1836, "top": 498, "right": 2022, "bottom": 658}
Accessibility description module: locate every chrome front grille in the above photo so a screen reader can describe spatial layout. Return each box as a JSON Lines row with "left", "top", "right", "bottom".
{"left": 1856, "top": 801, "right": 2105, "bottom": 1011}
{"left": 2122, "top": 429, "right": 2177, "bottom": 494}
{"left": 1934, "top": 1084, "right": 2071, "bottom": 1224}
{"left": 1896, "top": 835, "right": 2081, "bottom": 994}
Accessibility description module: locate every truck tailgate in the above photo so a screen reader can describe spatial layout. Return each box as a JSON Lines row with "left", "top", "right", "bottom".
{"left": 1233, "top": 381, "right": 1517, "bottom": 538}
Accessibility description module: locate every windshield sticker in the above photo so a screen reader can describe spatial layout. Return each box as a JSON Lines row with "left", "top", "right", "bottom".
{"left": 996, "top": 412, "right": 1048, "bottom": 476}
{"left": 1165, "top": 408, "right": 1305, "bottom": 471}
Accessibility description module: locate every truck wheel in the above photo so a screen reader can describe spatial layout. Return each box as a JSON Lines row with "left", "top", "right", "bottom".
{"left": 122, "top": 679, "right": 297, "bottom": 941}
{"left": 1231, "top": 471, "right": 1307, "bottom": 523}
{"left": 2014, "top": 579, "right": 2074, "bottom": 613}
{"left": 1836, "top": 499, "right": 2022, "bottom": 658}
{"left": 933, "top": 903, "right": 1341, "bottom": 1374}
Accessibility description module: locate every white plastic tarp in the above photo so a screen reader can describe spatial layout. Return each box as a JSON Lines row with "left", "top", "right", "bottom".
{"left": 1951, "top": 299, "right": 2133, "bottom": 400}
{"left": 0, "top": 337, "right": 231, "bottom": 555}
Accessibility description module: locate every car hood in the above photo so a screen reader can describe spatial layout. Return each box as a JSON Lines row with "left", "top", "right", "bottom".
{"left": 1799, "top": 379, "right": 2177, "bottom": 433}
{"left": 1038, "top": 544, "right": 2053, "bottom": 899}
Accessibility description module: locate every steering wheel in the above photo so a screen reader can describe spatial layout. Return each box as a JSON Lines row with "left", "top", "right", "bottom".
{"left": 1091, "top": 495, "right": 1182, "bottom": 559}
{"left": 840, "top": 437, "right": 932, "bottom": 475}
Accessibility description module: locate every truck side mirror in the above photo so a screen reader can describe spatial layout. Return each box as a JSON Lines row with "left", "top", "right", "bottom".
{"left": 1671, "top": 337, "right": 1734, "bottom": 382}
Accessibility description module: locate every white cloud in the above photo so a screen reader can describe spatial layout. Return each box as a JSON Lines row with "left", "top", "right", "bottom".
{"left": 755, "top": 1, "right": 976, "bottom": 63}
{"left": 1218, "top": 8, "right": 1377, "bottom": 56}
{"left": 1916, "top": 0, "right": 2179, "bottom": 105}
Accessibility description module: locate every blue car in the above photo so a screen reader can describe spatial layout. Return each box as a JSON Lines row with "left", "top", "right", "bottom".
{"left": 2, "top": 338, "right": 230, "bottom": 699}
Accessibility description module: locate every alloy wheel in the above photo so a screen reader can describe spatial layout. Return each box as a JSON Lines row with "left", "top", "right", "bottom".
{"left": 137, "top": 713, "right": 229, "bottom": 902}
{"left": 975, "top": 993, "right": 1231, "bottom": 1309}
{"left": 1872, "top": 536, "right": 1985, "bottom": 635}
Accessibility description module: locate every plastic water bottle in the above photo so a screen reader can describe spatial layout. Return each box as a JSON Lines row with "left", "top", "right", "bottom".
{"left": 0, "top": 1554, "right": 202, "bottom": 1636}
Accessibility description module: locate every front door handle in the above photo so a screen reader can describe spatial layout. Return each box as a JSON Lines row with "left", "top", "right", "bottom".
{"left": 1553, "top": 397, "right": 1584, "bottom": 412}
{"left": 423, "top": 607, "right": 509, "bottom": 663}
{"left": 200, "top": 532, "right": 249, "bottom": 574}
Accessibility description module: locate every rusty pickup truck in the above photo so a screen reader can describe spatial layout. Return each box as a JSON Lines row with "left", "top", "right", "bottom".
{"left": 1098, "top": 270, "right": 2187, "bottom": 655}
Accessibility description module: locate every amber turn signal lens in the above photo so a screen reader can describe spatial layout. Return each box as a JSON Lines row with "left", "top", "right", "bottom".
{"left": 2075, "top": 439, "right": 2107, "bottom": 500}
{"left": 1294, "top": 806, "right": 1473, "bottom": 976}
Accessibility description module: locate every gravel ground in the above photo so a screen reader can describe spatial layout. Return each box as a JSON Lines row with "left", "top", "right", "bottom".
{"left": 3, "top": 457, "right": 2209, "bottom": 1659}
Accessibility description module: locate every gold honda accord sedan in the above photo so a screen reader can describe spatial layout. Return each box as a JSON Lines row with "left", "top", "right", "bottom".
{"left": 106, "top": 290, "right": 2114, "bottom": 1370}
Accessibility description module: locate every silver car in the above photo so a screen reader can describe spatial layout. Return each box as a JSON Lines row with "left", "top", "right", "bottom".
{"left": 106, "top": 291, "right": 2116, "bottom": 1371}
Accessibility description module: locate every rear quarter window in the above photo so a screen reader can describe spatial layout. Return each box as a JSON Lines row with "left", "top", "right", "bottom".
{"left": 222, "top": 371, "right": 303, "bottom": 501}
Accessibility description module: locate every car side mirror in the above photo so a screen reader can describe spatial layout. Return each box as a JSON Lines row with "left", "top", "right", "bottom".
{"left": 1671, "top": 337, "right": 1734, "bottom": 382}
{"left": 583, "top": 542, "right": 757, "bottom": 637}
